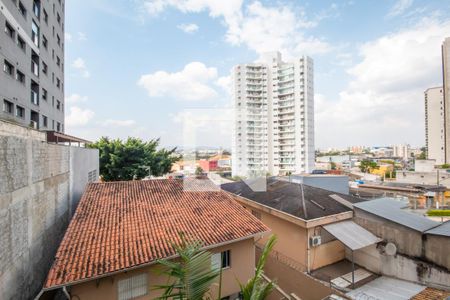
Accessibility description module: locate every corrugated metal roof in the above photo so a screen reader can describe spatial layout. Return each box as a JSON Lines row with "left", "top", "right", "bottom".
{"left": 346, "top": 276, "right": 426, "bottom": 300}
{"left": 323, "top": 220, "right": 382, "bottom": 250}
{"left": 353, "top": 198, "right": 438, "bottom": 232}
{"left": 425, "top": 221, "right": 450, "bottom": 237}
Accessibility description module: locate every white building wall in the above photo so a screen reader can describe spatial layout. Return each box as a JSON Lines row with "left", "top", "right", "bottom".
{"left": 232, "top": 52, "right": 315, "bottom": 177}
{"left": 425, "top": 87, "right": 445, "bottom": 165}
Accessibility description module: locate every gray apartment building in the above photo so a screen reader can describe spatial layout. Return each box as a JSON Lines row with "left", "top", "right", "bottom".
{"left": 1, "top": 0, "right": 65, "bottom": 132}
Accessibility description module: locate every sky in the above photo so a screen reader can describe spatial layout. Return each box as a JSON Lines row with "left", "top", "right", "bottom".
{"left": 64, "top": 0, "right": 450, "bottom": 150}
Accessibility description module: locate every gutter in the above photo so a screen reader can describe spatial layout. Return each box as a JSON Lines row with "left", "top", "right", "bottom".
{"left": 40, "top": 230, "right": 270, "bottom": 293}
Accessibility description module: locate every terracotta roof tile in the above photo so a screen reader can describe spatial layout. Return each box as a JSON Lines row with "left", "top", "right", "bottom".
{"left": 411, "top": 287, "right": 450, "bottom": 300}
{"left": 44, "top": 178, "right": 268, "bottom": 289}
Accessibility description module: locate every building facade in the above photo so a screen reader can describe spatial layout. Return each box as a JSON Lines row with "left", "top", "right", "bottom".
{"left": 425, "top": 87, "right": 445, "bottom": 165}
{"left": 1, "top": 0, "right": 65, "bottom": 131}
{"left": 232, "top": 52, "right": 315, "bottom": 177}
{"left": 393, "top": 144, "right": 410, "bottom": 161}
{"left": 443, "top": 37, "right": 450, "bottom": 163}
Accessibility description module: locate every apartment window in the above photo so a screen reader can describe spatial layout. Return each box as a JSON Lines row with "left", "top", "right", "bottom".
{"left": 43, "top": 9, "right": 48, "bottom": 24}
{"left": 117, "top": 273, "right": 148, "bottom": 300}
{"left": 31, "top": 80, "right": 39, "bottom": 105}
{"left": 17, "top": 35, "right": 26, "bottom": 50}
{"left": 3, "top": 60, "right": 14, "bottom": 76}
{"left": 16, "top": 70, "right": 25, "bottom": 84}
{"left": 42, "top": 115, "right": 47, "bottom": 127}
{"left": 16, "top": 105, "right": 24, "bottom": 118}
{"left": 3, "top": 99, "right": 13, "bottom": 114}
{"left": 18, "top": 1, "right": 27, "bottom": 18}
{"left": 42, "top": 88, "right": 47, "bottom": 100}
{"left": 56, "top": 56, "right": 60, "bottom": 67}
{"left": 57, "top": 13, "right": 61, "bottom": 24}
{"left": 52, "top": 119, "right": 54, "bottom": 129}
{"left": 88, "top": 170, "right": 97, "bottom": 182}
{"left": 57, "top": 34, "right": 60, "bottom": 46}
{"left": 56, "top": 78, "right": 60, "bottom": 89}
{"left": 5, "top": 21, "right": 15, "bottom": 39}
{"left": 31, "top": 51, "right": 39, "bottom": 76}
{"left": 56, "top": 122, "right": 60, "bottom": 132}
{"left": 31, "top": 20, "right": 39, "bottom": 46}
{"left": 42, "top": 61, "right": 47, "bottom": 74}
{"left": 211, "top": 250, "right": 231, "bottom": 270}
{"left": 42, "top": 35, "right": 48, "bottom": 49}
{"left": 56, "top": 100, "right": 61, "bottom": 110}
{"left": 33, "top": 0, "right": 40, "bottom": 18}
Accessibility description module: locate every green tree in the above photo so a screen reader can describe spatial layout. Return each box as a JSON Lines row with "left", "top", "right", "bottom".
{"left": 330, "top": 162, "right": 337, "bottom": 170}
{"left": 359, "top": 159, "right": 378, "bottom": 173}
{"left": 195, "top": 166, "right": 204, "bottom": 175}
{"left": 239, "top": 235, "right": 277, "bottom": 300}
{"left": 89, "top": 137, "right": 180, "bottom": 181}
{"left": 418, "top": 147, "right": 427, "bottom": 159}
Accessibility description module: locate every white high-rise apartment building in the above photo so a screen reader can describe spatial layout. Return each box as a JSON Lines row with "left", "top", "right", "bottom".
{"left": 393, "top": 144, "right": 410, "bottom": 161}
{"left": 425, "top": 87, "right": 445, "bottom": 165}
{"left": 232, "top": 52, "right": 315, "bottom": 177}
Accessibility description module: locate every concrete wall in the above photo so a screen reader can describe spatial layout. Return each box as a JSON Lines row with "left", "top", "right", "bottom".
{"left": 353, "top": 208, "right": 423, "bottom": 257}
{"left": 0, "top": 120, "right": 98, "bottom": 300}
{"left": 69, "top": 147, "right": 99, "bottom": 215}
{"left": 396, "top": 170, "right": 450, "bottom": 188}
{"left": 68, "top": 238, "right": 255, "bottom": 300}
{"left": 347, "top": 245, "right": 450, "bottom": 290}
{"left": 424, "top": 234, "right": 450, "bottom": 271}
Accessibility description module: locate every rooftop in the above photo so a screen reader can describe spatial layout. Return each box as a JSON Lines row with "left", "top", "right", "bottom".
{"left": 425, "top": 221, "right": 450, "bottom": 237}
{"left": 221, "top": 177, "right": 365, "bottom": 220}
{"left": 353, "top": 198, "right": 439, "bottom": 232}
{"left": 44, "top": 178, "right": 268, "bottom": 289}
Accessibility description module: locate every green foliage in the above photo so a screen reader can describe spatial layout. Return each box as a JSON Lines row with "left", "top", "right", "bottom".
{"left": 88, "top": 137, "right": 180, "bottom": 181}
{"left": 239, "top": 235, "right": 277, "bottom": 300}
{"left": 385, "top": 170, "right": 396, "bottom": 179}
{"left": 195, "top": 166, "right": 204, "bottom": 175}
{"left": 154, "top": 236, "right": 220, "bottom": 300}
{"left": 440, "top": 164, "right": 450, "bottom": 169}
{"left": 427, "top": 210, "right": 450, "bottom": 217}
{"left": 359, "top": 159, "right": 378, "bottom": 173}
{"left": 330, "top": 162, "right": 337, "bottom": 170}
{"left": 418, "top": 147, "right": 427, "bottom": 159}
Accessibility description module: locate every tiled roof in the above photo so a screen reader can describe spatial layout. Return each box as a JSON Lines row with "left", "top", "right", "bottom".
{"left": 411, "top": 287, "right": 450, "bottom": 300}
{"left": 221, "top": 177, "right": 365, "bottom": 220}
{"left": 44, "top": 178, "right": 268, "bottom": 289}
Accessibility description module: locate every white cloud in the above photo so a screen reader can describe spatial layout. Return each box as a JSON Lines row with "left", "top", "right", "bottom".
{"left": 215, "top": 75, "right": 232, "bottom": 94}
{"left": 315, "top": 18, "right": 449, "bottom": 148}
{"left": 66, "top": 93, "right": 88, "bottom": 104}
{"left": 101, "top": 119, "right": 137, "bottom": 127}
{"left": 177, "top": 23, "right": 199, "bottom": 33}
{"left": 77, "top": 32, "right": 87, "bottom": 41}
{"left": 72, "top": 58, "right": 91, "bottom": 78}
{"left": 66, "top": 106, "right": 95, "bottom": 127}
{"left": 388, "top": 0, "right": 414, "bottom": 17}
{"left": 142, "top": 0, "right": 330, "bottom": 57}
{"left": 65, "top": 32, "right": 72, "bottom": 42}
{"left": 138, "top": 62, "right": 219, "bottom": 101}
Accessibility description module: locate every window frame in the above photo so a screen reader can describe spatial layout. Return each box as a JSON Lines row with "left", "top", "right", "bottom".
{"left": 117, "top": 273, "right": 148, "bottom": 300}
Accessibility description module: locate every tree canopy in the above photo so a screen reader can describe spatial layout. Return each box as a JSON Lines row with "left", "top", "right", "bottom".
{"left": 89, "top": 137, "right": 180, "bottom": 181}
{"left": 359, "top": 159, "right": 378, "bottom": 173}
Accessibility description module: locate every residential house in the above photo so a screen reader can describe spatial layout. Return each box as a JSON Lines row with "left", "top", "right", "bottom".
{"left": 38, "top": 178, "right": 268, "bottom": 299}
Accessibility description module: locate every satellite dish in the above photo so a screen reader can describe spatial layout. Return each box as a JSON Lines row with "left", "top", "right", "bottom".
{"left": 385, "top": 243, "right": 397, "bottom": 256}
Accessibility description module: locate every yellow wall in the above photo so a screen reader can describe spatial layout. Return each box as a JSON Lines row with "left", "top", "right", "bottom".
{"left": 68, "top": 238, "right": 255, "bottom": 300}
{"left": 370, "top": 164, "right": 394, "bottom": 176}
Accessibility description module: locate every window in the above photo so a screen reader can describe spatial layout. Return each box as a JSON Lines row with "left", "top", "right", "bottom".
{"left": 42, "top": 35, "right": 48, "bottom": 49}
{"left": 88, "top": 170, "right": 97, "bottom": 182}
{"left": 31, "top": 51, "right": 39, "bottom": 76}
{"left": 16, "top": 105, "right": 24, "bottom": 118}
{"left": 57, "top": 13, "right": 61, "bottom": 24}
{"left": 56, "top": 122, "right": 60, "bottom": 132}
{"left": 43, "top": 9, "right": 48, "bottom": 24}
{"left": 56, "top": 100, "right": 61, "bottom": 110}
{"left": 42, "top": 115, "right": 47, "bottom": 127}
{"left": 4, "top": 60, "right": 14, "bottom": 76}
{"left": 118, "top": 273, "right": 148, "bottom": 300}
{"left": 32, "top": 20, "right": 39, "bottom": 46}
{"left": 211, "top": 250, "right": 231, "bottom": 270}
{"left": 3, "top": 99, "right": 13, "bottom": 114}
{"left": 56, "top": 56, "right": 60, "bottom": 66}
{"left": 5, "top": 21, "right": 15, "bottom": 39}
{"left": 42, "top": 61, "right": 47, "bottom": 74}
{"left": 56, "top": 78, "right": 60, "bottom": 88}
{"left": 57, "top": 34, "right": 60, "bottom": 46}
{"left": 42, "top": 88, "right": 47, "bottom": 100}
{"left": 33, "top": 0, "right": 40, "bottom": 18}
{"left": 31, "top": 80, "right": 39, "bottom": 105}
{"left": 18, "top": 1, "right": 27, "bottom": 18}
{"left": 17, "top": 35, "right": 26, "bottom": 50}
{"left": 16, "top": 70, "right": 25, "bottom": 83}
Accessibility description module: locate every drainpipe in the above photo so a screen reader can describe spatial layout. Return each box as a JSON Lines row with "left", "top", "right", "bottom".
{"left": 62, "top": 287, "right": 70, "bottom": 299}
{"left": 307, "top": 229, "right": 311, "bottom": 274}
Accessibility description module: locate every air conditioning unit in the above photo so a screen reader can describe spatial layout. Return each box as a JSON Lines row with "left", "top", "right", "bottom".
{"left": 310, "top": 235, "right": 321, "bottom": 247}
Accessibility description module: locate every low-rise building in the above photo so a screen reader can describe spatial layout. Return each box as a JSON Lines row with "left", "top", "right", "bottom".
{"left": 38, "top": 178, "right": 268, "bottom": 299}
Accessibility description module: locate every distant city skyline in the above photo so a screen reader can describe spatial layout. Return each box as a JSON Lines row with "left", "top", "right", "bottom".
{"left": 64, "top": 0, "right": 450, "bottom": 149}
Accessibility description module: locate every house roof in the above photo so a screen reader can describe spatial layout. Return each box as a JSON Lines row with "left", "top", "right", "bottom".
{"left": 221, "top": 177, "right": 365, "bottom": 220}
{"left": 322, "top": 220, "right": 382, "bottom": 250}
{"left": 44, "top": 178, "right": 268, "bottom": 289}
{"left": 425, "top": 221, "right": 450, "bottom": 237}
{"left": 411, "top": 287, "right": 450, "bottom": 300}
{"left": 353, "top": 198, "right": 439, "bottom": 232}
